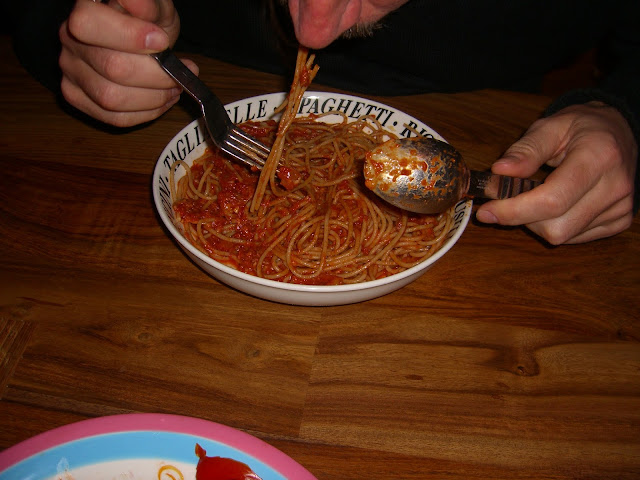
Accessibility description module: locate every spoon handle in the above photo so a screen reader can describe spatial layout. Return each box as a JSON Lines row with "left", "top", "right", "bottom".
{"left": 467, "top": 170, "right": 542, "bottom": 200}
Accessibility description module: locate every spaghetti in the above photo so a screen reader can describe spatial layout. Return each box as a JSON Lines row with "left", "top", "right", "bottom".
{"left": 169, "top": 48, "right": 453, "bottom": 286}
{"left": 250, "top": 47, "right": 319, "bottom": 212}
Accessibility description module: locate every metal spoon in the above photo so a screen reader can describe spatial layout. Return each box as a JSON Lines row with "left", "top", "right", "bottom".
{"left": 364, "top": 137, "right": 542, "bottom": 214}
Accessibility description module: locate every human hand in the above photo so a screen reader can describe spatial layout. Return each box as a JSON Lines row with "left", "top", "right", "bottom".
{"left": 59, "top": 0, "right": 197, "bottom": 127}
{"left": 475, "top": 102, "right": 638, "bottom": 244}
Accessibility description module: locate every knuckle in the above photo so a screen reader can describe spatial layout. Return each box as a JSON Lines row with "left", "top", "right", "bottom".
{"left": 92, "top": 82, "right": 122, "bottom": 111}
{"left": 536, "top": 223, "right": 571, "bottom": 246}
{"left": 612, "top": 196, "right": 635, "bottom": 221}
{"left": 100, "top": 52, "right": 135, "bottom": 83}
{"left": 58, "top": 46, "right": 78, "bottom": 76}
{"left": 109, "top": 114, "right": 140, "bottom": 129}
{"left": 620, "top": 212, "right": 634, "bottom": 231}
{"left": 58, "top": 48, "right": 70, "bottom": 73}
{"left": 66, "top": 9, "right": 89, "bottom": 40}
{"left": 508, "top": 136, "right": 539, "bottom": 157}
{"left": 594, "top": 131, "right": 622, "bottom": 165}
{"left": 617, "top": 178, "right": 635, "bottom": 200}
{"left": 58, "top": 20, "right": 70, "bottom": 43}
{"left": 61, "top": 76, "right": 146, "bottom": 129}
{"left": 59, "top": 77, "right": 78, "bottom": 106}
{"left": 538, "top": 189, "right": 570, "bottom": 218}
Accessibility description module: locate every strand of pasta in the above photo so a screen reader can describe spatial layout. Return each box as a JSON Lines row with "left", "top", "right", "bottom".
{"left": 250, "top": 47, "right": 319, "bottom": 212}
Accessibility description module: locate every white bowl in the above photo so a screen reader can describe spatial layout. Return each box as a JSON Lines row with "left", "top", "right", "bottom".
{"left": 152, "top": 92, "right": 472, "bottom": 306}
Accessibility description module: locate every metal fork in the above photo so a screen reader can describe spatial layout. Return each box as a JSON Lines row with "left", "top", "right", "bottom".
{"left": 150, "top": 49, "right": 269, "bottom": 169}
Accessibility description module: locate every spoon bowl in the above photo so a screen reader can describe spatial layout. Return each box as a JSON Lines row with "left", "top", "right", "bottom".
{"left": 364, "top": 137, "right": 542, "bottom": 214}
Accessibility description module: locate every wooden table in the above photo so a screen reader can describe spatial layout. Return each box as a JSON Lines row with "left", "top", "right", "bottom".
{"left": 1, "top": 33, "right": 638, "bottom": 479}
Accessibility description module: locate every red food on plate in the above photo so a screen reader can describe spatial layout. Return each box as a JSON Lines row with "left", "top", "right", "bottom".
{"left": 195, "top": 443, "right": 263, "bottom": 480}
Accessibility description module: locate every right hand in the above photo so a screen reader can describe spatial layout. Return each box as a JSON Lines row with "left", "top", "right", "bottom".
{"left": 59, "top": 0, "right": 198, "bottom": 127}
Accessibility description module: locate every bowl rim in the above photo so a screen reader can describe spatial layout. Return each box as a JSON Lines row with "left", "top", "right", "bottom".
{"left": 0, "top": 413, "right": 317, "bottom": 479}
{"left": 152, "top": 91, "right": 472, "bottom": 293}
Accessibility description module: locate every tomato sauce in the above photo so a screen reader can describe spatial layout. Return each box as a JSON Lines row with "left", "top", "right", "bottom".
{"left": 173, "top": 119, "right": 442, "bottom": 285}
{"left": 195, "top": 444, "right": 262, "bottom": 480}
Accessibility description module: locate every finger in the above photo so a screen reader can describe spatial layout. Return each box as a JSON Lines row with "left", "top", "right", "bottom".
{"left": 67, "top": 0, "right": 169, "bottom": 53}
{"left": 562, "top": 213, "right": 634, "bottom": 244}
{"left": 490, "top": 117, "right": 570, "bottom": 178}
{"left": 581, "top": 193, "right": 635, "bottom": 231}
{"left": 86, "top": 50, "right": 199, "bottom": 89}
{"left": 61, "top": 74, "right": 180, "bottom": 127}
{"left": 109, "top": 0, "right": 181, "bottom": 42}
{"left": 475, "top": 173, "right": 578, "bottom": 228}
{"left": 119, "top": 0, "right": 177, "bottom": 26}
{"left": 60, "top": 44, "right": 181, "bottom": 112}
{"left": 100, "top": 0, "right": 127, "bottom": 14}
{"left": 526, "top": 189, "right": 634, "bottom": 245}
{"left": 60, "top": 18, "right": 199, "bottom": 90}
{"left": 117, "top": 0, "right": 161, "bottom": 22}
{"left": 61, "top": 35, "right": 198, "bottom": 90}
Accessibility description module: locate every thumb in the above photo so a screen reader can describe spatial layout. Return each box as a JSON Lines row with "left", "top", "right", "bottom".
{"left": 118, "top": 0, "right": 165, "bottom": 21}
{"left": 117, "top": 0, "right": 180, "bottom": 43}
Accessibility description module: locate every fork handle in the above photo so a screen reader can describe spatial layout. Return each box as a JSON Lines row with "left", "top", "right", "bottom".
{"left": 467, "top": 170, "right": 542, "bottom": 200}
{"left": 150, "top": 49, "right": 232, "bottom": 132}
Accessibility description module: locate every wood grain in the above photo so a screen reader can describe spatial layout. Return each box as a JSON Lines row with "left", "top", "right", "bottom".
{"left": 0, "top": 34, "right": 639, "bottom": 479}
{"left": 0, "top": 316, "right": 34, "bottom": 396}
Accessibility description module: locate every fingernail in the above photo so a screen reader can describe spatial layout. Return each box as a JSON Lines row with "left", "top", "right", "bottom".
{"left": 493, "top": 156, "right": 517, "bottom": 168}
{"left": 476, "top": 210, "right": 498, "bottom": 224}
{"left": 145, "top": 31, "right": 167, "bottom": 51}
{"left": 500, "top": 148, "right": 526, "bottom": 161}
{"left": 493, "top": 159, "right": 511, "bottom": 167}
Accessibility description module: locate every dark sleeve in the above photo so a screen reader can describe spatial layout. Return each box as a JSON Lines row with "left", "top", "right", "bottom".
{"left": 4, "top": 0, "right": 75, "bottom": 94}
{"left": 543, "top": 0, "right": 640, "bottom": 213}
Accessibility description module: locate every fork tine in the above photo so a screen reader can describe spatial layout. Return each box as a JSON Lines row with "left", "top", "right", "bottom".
{"left": 229, "top": 127, "right": 271, "bottom": 159}
{"left": 219, "top": 127, "right": 269, "bottom": 169}
{"left": 219, "top": 143, "right": 265, "bottom": 170}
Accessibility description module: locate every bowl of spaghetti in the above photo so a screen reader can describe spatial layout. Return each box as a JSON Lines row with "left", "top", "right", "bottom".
{"left": 153, "top": 89, "right": 471, "bottom": 306}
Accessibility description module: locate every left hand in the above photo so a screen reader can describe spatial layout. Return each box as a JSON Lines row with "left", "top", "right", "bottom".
{"left": 59, "top": 0, "right": 189, "bottom": 127}
{"left": 475, "top": 102, "right": 638, "bottom": 244}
